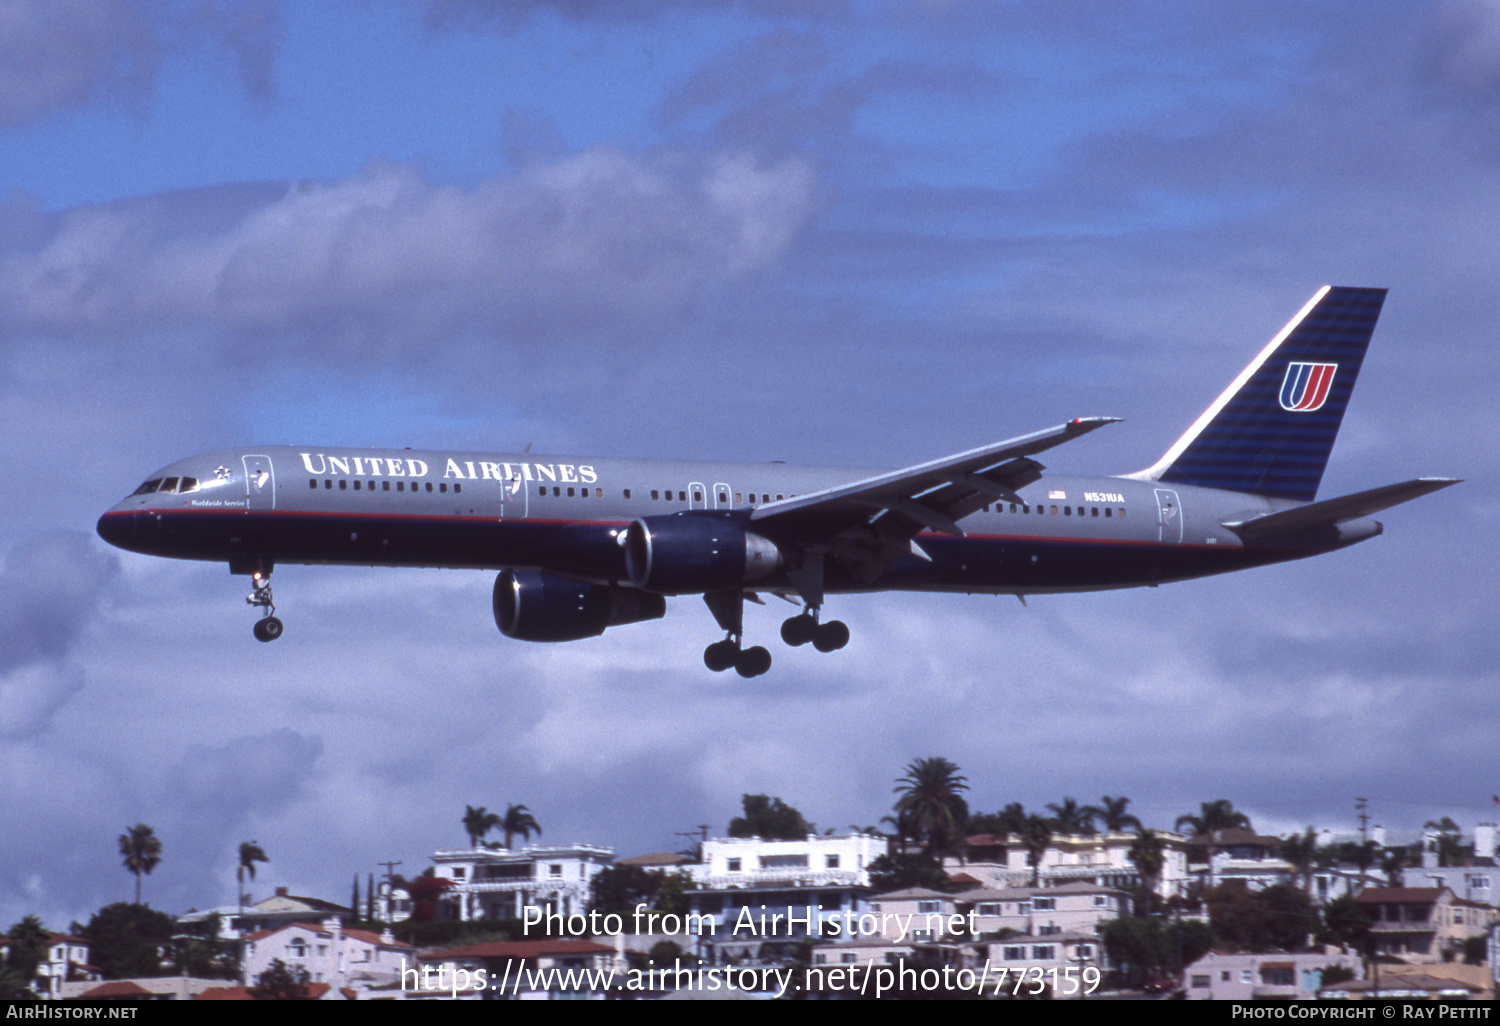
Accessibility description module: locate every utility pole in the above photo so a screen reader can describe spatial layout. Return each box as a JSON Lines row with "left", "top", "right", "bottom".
{"left": 1355, "top": 798, "right": 1369, "bottom": 844}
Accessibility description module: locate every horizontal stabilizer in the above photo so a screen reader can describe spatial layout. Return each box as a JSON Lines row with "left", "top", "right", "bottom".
{"left": 1222, "top": 478, "right": 1460, "bottom": 539}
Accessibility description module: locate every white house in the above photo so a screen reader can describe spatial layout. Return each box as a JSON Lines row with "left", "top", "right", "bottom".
{"left": 949, "top": 831, "right": 1191, "bottom": 899}
{"left": 1185, "top": 951, "right": 1363, "bottom": 1001}
{"left": 432, "top": 843, "right": 614, "bottom": 920}
{"left": 240, "top": 917, "right": 413, "bottom": 992}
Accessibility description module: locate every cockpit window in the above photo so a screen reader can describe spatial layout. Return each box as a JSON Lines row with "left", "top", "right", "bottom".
{"left": 178, "top": 477, "right": 198, "bottom": 493}
{"left": 133, "top": 479, "right": 164, "bottom": 495}
{"left": 160, "top": 477, "right": 180, "bottom": 493}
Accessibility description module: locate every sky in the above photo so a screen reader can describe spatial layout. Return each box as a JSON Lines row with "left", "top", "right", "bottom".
{"left": 2, "top": 0, "right": 1498, "bottom": 929}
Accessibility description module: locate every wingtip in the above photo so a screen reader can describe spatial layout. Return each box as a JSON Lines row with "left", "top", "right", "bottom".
{"left": 1069, "top": 416, "right": 1123, "bottom": 427}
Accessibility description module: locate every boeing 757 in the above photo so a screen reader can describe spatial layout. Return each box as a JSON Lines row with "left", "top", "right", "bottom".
{"left": 98, "top": 286, "right": 1456, "bottom": 676}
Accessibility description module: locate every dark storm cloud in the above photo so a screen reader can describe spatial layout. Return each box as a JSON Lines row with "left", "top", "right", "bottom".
{"left": 0, "top": 0, "right": 283, "bottom": 130}
{"left": 0, "top": 533, "right": 118, "bottom": 739}
{"left": 0, "top": 150, "right": 816, "bottom": 359}
{"left": 423, "top": 0, "right": 847, "bottom": 32}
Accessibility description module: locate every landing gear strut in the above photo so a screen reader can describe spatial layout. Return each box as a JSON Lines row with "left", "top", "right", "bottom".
{"left": 247, "top": 572, "right": 283, "bottom": 642}
{"left": 780, "top": 607, "right": 849, "bottom": 652}
{"left": 702, "top": 590, "right": 771, "bottom": 677}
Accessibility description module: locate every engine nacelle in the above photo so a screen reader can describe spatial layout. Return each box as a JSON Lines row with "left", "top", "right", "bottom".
{"left": 493, "top": 570, "right": 666, "bottom": 643}
{"left": 624, "top": 514, "right": 782, "bottom": 595}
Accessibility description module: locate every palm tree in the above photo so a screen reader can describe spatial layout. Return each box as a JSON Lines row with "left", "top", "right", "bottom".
{"left": 237, "top": 841, "right": 269, "bottom": 928}
{"left": 1127, "top": 829, "right": 1166, "bottom": 914}
{"left": 501, "top": 804, "right": 541, "bottom": 849}
{"left": 1174, "top": 800, "right": 1250, "bottom": 890}
{"left": 1086, "top": 795, "right": 1142, "bottom": 835}
{"left": 1423, "top": 817, "right": 1465, "bottom": 868}
{"left": 1281, "top": 828, "right": 1319, "bottom": 895}
{"left": 462, "top": 805, "right": 501, "bottom": 849}
{"left": 1380, "top": 847, "right": 1406, "bottom": 887}
{"left": 892, "top": 757, "right": 970, "bottom": 859}
{"left": 997, "top": 802, "right": 1028, "bottom": 838}
{"left": 1046, "top": 797, "right": 1095, "bottom": 836}
{"left": 1019, "top": 814, "right": 1053, "bottom": 886}
{"left": 1340, "top": 840, "right": 1380, "bottom": 893}
{"left": 119, "top": 824, "right": 163, "bottom": 905}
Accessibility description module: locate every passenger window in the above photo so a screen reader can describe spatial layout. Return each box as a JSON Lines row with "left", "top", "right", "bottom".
{"left": 1022, "top": 504, "right": 1029, "bottom": 514}
{"left": 1118, "top": 508, "right": 1126, "bottom": 518}
{"left": 776, "top": 494, "right": 783, "bottom": 501}
{"left": 1010, "top": 503, "right": 1018, "bottom": 513}
{"left": 325, "top": 480, "right": 332, "bottom": 489}
{"left": 455, "top": 483, "right": 462, "bottom": 493}
{"left": 383, "top": 481, "right": 390, "bottom": 491}
{"left": 369, "top": 480, "right": 375, "bottom": 490}
{"left": 339, "top": 480, "right": 347, "bottom": 490}
{"left": 678, "top": 491, "right": 686, "bottom": 502}
{"left": 426, "top": 483, "right": 433, "bottom": 493}
{"left": 354, "top": 480, "right": 361, "bottom": 491}
{"left": 565, "top": 487, "right": 573, "bottom": 497}
{"left": 1050, "top": 505, "right": 1057, "bottom": 515}
{"left": 762, "top": 494, "right": 769, "bottom": 503}
{"left": 397, "top": 481, "right": 404, "bottom": 492}
{"left": 693, "top": 490, "right": 702, "bottom": 502}
{"left": 595, "top": 488, "right": 602, "bottom": 498}
{"left": 735, "top": 493, "right": 743, "bottom": 503}
{"left": 1091, "top": 507, "right": 1098, "bottom": 517}
{"left": 624, "top": 489, "right": 632, "bottom": 499}
{"left": 309, "top": 479, "right": 317, "bottom": 489}
{"left": 440, "top": 483, "right": 448, "bottom": 493}
{"left": 1104, "top": 507, "right": 1111, "bottom": 517}
{"left": 718, "top": 491, "right": 727, "bottom": 503}
{"left": 650, "top": 490, "right": 658, "bottom": 500}
{"left": 1064, "top": 506, "right": 1071, "bottom": 515}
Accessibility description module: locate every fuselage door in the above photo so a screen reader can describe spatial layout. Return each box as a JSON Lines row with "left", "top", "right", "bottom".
{"left": 712, "top": 482, "right": 732, "bottom": 509}
{"left": 1154, "top": 488, "right": 1182, "bottom": 544}
{"left": 242, "top": 455, "right": 275, "bottom": 511}
{"left": 501, "top": 472, "right": 527, "bottom": 519}
{"left": 689, "top": 481, "right": 707, "bottom": 510}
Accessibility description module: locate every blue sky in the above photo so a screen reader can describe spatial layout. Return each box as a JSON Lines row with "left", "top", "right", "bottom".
{"left": 2, "top": 0, "right": 1498, "bottom": 929}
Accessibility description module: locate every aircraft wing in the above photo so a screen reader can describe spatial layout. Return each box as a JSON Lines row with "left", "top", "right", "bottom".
{"left": 750, "top": 417, "right": 1119, "bottom": 588}
{"left": 1221, "top": 477, "right": 1461, "bottom": 540}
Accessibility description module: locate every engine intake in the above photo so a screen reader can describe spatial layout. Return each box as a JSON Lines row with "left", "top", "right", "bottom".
{"left": 624, "top": 514, "right": 782, "bottom": 595}
{"left": 493, "top": 570, "right": 665, "bottom": 642}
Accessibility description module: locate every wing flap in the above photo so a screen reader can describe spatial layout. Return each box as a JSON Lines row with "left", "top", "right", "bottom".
{"left": 1222, "top": 477, "right": 1460, "bottom": 539}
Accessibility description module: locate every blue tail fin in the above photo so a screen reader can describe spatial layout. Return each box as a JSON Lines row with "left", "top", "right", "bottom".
{"left": 1138, "top": 286, "right": 1386, "bottom": 502}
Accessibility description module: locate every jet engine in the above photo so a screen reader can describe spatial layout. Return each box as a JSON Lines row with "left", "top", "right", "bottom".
{"left": 493, "top": 570, "right": 665, "bottom": 642}
{"left": 624, "top": 513, "right": 782, "bottom": 595}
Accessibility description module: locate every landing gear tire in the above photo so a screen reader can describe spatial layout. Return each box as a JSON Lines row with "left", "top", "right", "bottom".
{"left": 704, "top": 639, "right": 738, "bottom": 673}
{"left": 812, "top": 620, "right": 849, "bottom": 653}
{"left": 735, "top": 645, "right": 772, "bottom": 678}
{"left": 780, "top": 613, "right": 818, "bottom": 647}
{"left": 253, "top": 616, "right": 284, "bottom": 643}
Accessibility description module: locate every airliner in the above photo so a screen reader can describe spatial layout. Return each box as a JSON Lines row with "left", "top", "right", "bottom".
{"left": 98, "top": 286, "right": 1456, "bottom": 676}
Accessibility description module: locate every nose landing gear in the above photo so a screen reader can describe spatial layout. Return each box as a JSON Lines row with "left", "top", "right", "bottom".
{"left": 247, "top": 572, "right": 283, "bottom": 642}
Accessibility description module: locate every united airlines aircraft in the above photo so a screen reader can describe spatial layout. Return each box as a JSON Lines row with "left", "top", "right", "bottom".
{"left": 98, "top": 287, "right": 1456, "bottom": 676}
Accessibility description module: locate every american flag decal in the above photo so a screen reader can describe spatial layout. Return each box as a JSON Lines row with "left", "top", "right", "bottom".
{"left": 1279, "top": 362, "right": 1338, "bottom": 412}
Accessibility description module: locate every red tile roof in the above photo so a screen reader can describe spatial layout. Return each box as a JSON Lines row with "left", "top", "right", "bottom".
{"left": 343, "top": 928, "right": 411, "bottom": 948}
{"left": 76, "top": 981, "right": 152, "bottom": 999}
{"left": 423, "top": 939, "right": 614, "bottom": 961}
{"left": 1355, "top": 887, "right": 1447, "bottom": 903}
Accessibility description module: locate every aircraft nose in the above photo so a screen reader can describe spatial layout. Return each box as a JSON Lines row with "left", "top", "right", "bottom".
{"left": 96, "top": 509, "right": 136, "bottom": 550}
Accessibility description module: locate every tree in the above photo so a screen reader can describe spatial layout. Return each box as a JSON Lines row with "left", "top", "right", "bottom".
{"left": 1337, "top": 840, "right": 1380, "bottom": 893}
{"left": 252, "top": 958, "right": 311, "bottom": 1000}
{"left": 652, "top": 871, "right": 695, "bottom": 916}
{"left": 118, "top": 824, "right": 163, "bottom": 905}
{"left": 1046, "top": 797, "right": 1095, "bottom": 836}
{"left": 462, "top": 805, "right": 501, "bottom": 849}
{"left": 501, "top": 804, "right": 541, "bottom": 849}
{"left": 1321, "top": 894, "right": 1372, "bottom": 951}
{"left": 1174, "top": 800, "right": 1251, "bottom": 837}
{"left": 1281, "top": 828, "right": 1320, "bottom": 895}
{"left": 866, "top": 850, "right": 952, "bottom": 893}
{"left": 1086, "top": 796, "right": 1142, "bottom": 835}
{"left": 891, "top": 757, "right": 969, "bottom": 858}
{"left": 589, "top": 865, "right": 661, "bottom": 916}
{"left": 1, "top": 915, "right": 48, "bottom": 998}
{"left": 1423, "top": 817, "right": 1465, "bottom": 868}
{"left": 1019, "top": 814, "right": 1053, "bottom": 886}
{"left": 408, "top": 875, "right": 454, "bottom": 923}
{"left": 1127, "top": 829, "right": 1166, "bottom": 914}
{"left": 1206, "top": 883, "right": 1315, "bottom": 952}
{"left": 728, "top": 795, "right": 811, "bottom": 841}
{"left": 80, "top": 903, "right": 175, "bottom": 978}
{"left": 237, "top": 840, "right": 269, "bottom": 927}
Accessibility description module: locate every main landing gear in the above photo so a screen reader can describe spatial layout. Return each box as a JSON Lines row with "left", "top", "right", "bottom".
{"left": 247, "top": 571, "right": 284, "bottom": 642}
{"left": 779, "top": 609, "right": 849, "bottom": 653}
{"left": 703, "top": 636, "right": 773, "bottom": 678}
